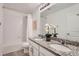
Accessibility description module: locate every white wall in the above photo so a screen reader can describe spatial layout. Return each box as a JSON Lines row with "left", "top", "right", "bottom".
{"left": 32, "top": 7, "right": 40, "bottom": 37}
{"left": 3, "top": 8, "right": 27, "bottom": 54}
{"left": 0, "top": 3, "right": 3, "bottom": 55}
{"left": 40, "top": 16, "right": 47, "bottom": 34}
{"left": 45, "top": 4, "right": 79, "bottom": 42}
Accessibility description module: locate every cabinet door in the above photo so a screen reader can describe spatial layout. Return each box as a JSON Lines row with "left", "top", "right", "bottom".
{"left": 32, "top": 46, "right": 39, "bottom": 56}
{"left": 29, "top": 40, "right": 39, "bottom": 56}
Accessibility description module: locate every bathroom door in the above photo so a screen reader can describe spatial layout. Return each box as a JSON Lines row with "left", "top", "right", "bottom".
{"left": 67, "top": 12, "right": 79, "bottom": 41}
{"left": 0, "top": 18, "right": 3, "bottom": 56}
{"left": 0, "top": 4, "right": 3, "bottom": 55}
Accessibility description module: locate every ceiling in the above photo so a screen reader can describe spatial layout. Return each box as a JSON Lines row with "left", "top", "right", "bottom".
{"left": 3, "top": 3, "right": 77, "bottom": 15}
{"left": 41, "top": 3, "right": 77, "bottom": 17}
{"left": 3, "top": 3, "right": 41, "bottom": 14}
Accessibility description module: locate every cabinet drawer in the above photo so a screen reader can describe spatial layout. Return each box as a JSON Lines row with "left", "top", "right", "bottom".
{"left": 40, "top": 47, "right": 56, "bottom": 56}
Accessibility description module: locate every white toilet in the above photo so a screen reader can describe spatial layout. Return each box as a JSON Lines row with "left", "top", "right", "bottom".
{"left": 22, "top": 42, "right": 29, "bottom": 53}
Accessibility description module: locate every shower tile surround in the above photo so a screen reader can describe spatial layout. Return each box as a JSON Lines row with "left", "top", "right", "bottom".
{"left": 29, "top": 37, "right": 79, "bottom": 56}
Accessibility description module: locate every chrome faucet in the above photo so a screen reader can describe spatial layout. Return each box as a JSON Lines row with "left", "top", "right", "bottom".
{"left": 61, "top": 40, "right": 66, "bottom": 45}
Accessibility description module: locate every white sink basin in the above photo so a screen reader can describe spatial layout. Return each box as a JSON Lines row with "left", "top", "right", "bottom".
{"left": 49, "top": 44, "right": 71, "bottom": 52}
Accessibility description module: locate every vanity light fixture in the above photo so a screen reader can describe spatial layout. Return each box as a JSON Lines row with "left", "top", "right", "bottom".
{"left": 40, "top": 3, "right": 50, "bottom": 11}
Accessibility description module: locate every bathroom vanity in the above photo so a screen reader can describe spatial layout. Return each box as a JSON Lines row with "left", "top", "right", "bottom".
{"left": 29, "top": 38, "right": 59, "bottom": 56}
{"left": 29, "top": 37, "right": 79, "bottom": 56}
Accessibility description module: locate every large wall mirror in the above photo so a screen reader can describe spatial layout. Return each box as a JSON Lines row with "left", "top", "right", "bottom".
{"left": 40, "top": 3, "right": 79, "bottom": 42}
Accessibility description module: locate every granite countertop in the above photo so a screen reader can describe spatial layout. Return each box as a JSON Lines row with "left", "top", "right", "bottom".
{"left": 29, "top": 37, "right": 79, "bottom": 56}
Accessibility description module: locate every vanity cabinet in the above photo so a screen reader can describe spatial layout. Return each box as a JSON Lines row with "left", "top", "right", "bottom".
{"left": 29, "top": 39, "right": 56, "bottom": 56}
